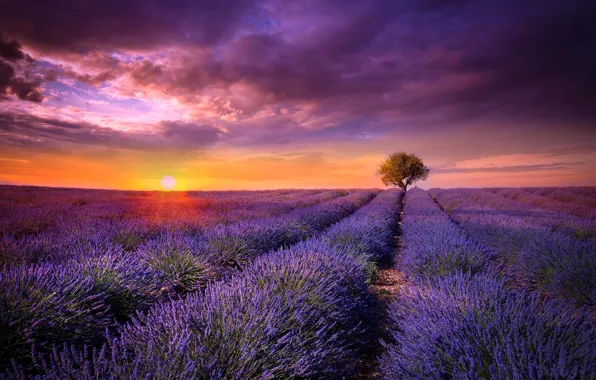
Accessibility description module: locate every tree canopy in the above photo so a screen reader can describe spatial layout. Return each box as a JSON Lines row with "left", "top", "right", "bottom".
{"left": 377, "top": 152, "right": 430, "bottom": 191}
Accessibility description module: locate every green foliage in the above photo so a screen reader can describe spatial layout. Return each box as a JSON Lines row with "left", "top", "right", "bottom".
{"left": 12, "top": 218, "right": 51, "bottom": 238}
{"left": 573, "top": 227, "right": 596, "bottom": 241}
{"left": 377, "top": 152, "right": 430, "bottom": 191}
{"left": 113, "top": 230, "right": 145, "bottom": 252}
{"left": 206, "top": 234, "right": 255, "bottom": 268}
{"left": 145, "top": 247, "right": 212, "bottom": 293}
{"left": 71, "top": 198, "right": 89, "bottom": 206}
{"left": 365, "top": 261, "right": 379, "bottom": 284}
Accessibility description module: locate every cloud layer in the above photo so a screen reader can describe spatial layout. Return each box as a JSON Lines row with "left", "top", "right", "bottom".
{"left": 0, "top": 0, "right": 595, "bottom": 188}
{"left": 0, "top": 34, "right": 45, "bottom": 102}
{"left": 0, "top": 112, "right": 221, "bottom": 152}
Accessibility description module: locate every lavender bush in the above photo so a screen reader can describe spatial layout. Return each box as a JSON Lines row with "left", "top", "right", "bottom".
{"left": 380, "top": 271, "right": 596, "bottom": 379}
{"left": 0, "top": 264, "right": 111, "bottom": 367}
{"left": 430, "top": 188, "right": 596, "bottom": 305}
{"left": 4, "top": 185, "right": 592, "bottom": 379}
{"left": 4, "top": 188, "right": 402, "bottom": 379}
{"left": 488, "top": 187, "right": 596, "bottom": 219}
{"left": 562, "top": 186, "right": 596, "bottom": 199}
{"left": 321, "top": 189, "right": 403, "bottom": 263}
{"left": 0, "top": 251, "right": 166, "bottom": 368}
{"left": 71, "top": 252, "right": 167, "bottom": 321}
{"left": 7, "top": 246, "right": 370, "bottom": 379}
{"left": 0, "top": 189, "right": 379, "bottom": 373}
{"left": 119, "top": 245, "right": 372, "bottom": 379}
{"left": 520, "top": 233, "right": 596, "bottom": 305}
{"left": 381, "top": 188, "right": 595, "bottom": 379}
{"left": 136, "top": 233, "right": 214, "bottom": 294}
{"left": 525, "top": 187, "right": 596, "bottom": 209}
{"left": 399, "top": 189, "right": 497, "bottom": 279}
{"left": 0, "top": 188, "right": 348, "bottom": 265}
{"left": 201, "top": 190, "right": 377, "bottom": 267}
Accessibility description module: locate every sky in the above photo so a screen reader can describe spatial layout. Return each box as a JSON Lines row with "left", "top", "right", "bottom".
{"left": 0, "top": 0, "right": 595, "bottom": 190}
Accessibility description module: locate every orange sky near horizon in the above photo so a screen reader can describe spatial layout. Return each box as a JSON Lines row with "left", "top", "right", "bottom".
{"left": 1, "top": 149, "right": 594, "bottom": 191}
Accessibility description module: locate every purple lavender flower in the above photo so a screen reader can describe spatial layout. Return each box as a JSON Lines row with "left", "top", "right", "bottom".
{"left": 430, "top": 188, "right": 596, "bottom": 305}
{"left": 0, "top": 263, "right": 111, "bottom": 366}
{"left": 7, "top": 188, "right": 401, "bottom": 378}
{"left": 380, "top": 271, "right": 596, "bottom": 379}
{"left": 399, "top": 189, "right": 497, "bottom": 280}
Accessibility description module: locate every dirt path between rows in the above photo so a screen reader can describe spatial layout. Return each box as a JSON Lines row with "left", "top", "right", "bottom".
{"left": 353, "top": 217, "right": 408, "bottom": 379}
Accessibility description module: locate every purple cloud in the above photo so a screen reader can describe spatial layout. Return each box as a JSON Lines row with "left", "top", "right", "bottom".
{"left": 0, "top": 33, "right": 27, "bottom": 61}
{"left": 3, "top": 1, "right": 594, "bottom": 122}
{"left": 0, "top": 111, "right": 221, "bottom": 151}
{"left": 0, "top": 0, "right": 595, "bottom": 184}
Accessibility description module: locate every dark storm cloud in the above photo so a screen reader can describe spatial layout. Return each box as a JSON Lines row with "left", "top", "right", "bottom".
{"left": 121, "top": 0, "right": 596, "bottom": 125}
{"left": 0, "top": 33, "right": 26, "bottom": 61}
{"left": 404, "top": 0, "right": 596, "bottom": 123}
{"left": 66, "top": 70, "right": 119, "bottom": 87}
{"left": 160, "top": 120, "right": 220, "bottom": 144}
{"left": 0, "top": 60, "right": 44, "bottom": 102}
{"left": 0, "top": 112, "right": 221, "bottom": 151}
{"left": 0, "top": 0, "right": 255, "bottom": 52}
{"left": 2, "top": 0, "right": 596, "bottom": 124}
{"left": 0, "top": 60, "right": 14, "bottom": 99}
{"left": 130, "top": 61, "right": 165, "bottom": 86}
{"left": 7, "top": 76, "right": 44, "bottom": 102}
{"left": 43, "top": 69, "right": 58, "bottom": 82}
{"left": 0, "top": 33, "right": 46, "bottom": 102}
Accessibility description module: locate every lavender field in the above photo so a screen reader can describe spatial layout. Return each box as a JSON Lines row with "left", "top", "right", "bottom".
{"left": 1, "top": 186, "right": 595, "bottom": 379}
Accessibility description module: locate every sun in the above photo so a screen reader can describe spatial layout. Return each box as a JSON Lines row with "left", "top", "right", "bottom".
{"left": 160, "top": 176, "right": 176, "bottom": 190}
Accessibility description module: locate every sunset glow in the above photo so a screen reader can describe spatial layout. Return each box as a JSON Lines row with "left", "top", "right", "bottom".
{"left": 0, "top": 1, "right": 594, "bottom": 189}
{"left": 160, "top": 176, "right": 176, "bottom": 190}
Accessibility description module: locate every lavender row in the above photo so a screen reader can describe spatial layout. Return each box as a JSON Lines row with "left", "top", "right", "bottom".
{"left": 196, "top": 189, "right": 378, "bottom": 269}
{"left": 563, "top": 186, "right": 596, "bottom": 199}
{"left": 397, "top": 188, "right": 497, "bottom": 280}
{"left": 431, "top": 187, "right": 596, "bottom": 245}
{"left": 429, "top": 188, "right": 594, "bottom": 238}
{"left": 133, "top": 189, "right": 378, "bottom": 293}
{"left": 523, "top": 187, "right": 596, "bottom": 209}
{"left": 5, "top": 190, "right": 403, "bottom": 379}
{"left": 487, "top": 187, "right": 596, "bottom": 219}
{"left": 319, "top": 189, "right": 403, "bottom": 264}
{"left": 0, "top": 190, "right": 377, "bottom": 369}
{"left": 380, "top": 189, "right": 596, "bottom": 379}
{"left": 0, "top": 187, "right": 318, "bottom": 236}
{"left": 381, "top": 271, "right": 596, "bottom": 379}
{"left": 0, "top": 188, "right": 350, "bottom": 265}
{"left": 430, "top": 188, "right": 596, "bottom": 305}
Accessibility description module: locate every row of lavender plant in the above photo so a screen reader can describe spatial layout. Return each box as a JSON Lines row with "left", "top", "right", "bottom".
{"left": 522, "top": 187, "right": 596, "bottom": 209}
{"left": 0, "top": 189, "right": 349, "bottom": 265}
{"left": 432, "top": 188, "right": 594, "bottom": 237}
{"left": 487, "top": 187, "right": 596, "bottom": 219}
{"left": 3, "top": 189, "right": 403, "bottom": 379}
{"left": 429, "top": 188, "right": 596, "bottom": 305}
{"left": 563, "top": 186, "right": 596, "bottom": 199}
{"left": 0, "top": 188, "right": 318, "bottom": 237}
{"left": 380, "top": 189, "right": 595, "bottom": 379}
{"left": 131, "top": 189, "right": 378, "bottom": 295}
{"left": 0, "top": 190, "right": 378, "bottom": 370}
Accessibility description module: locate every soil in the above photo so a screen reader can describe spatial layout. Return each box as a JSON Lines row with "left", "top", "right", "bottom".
{"left": 352, "top": 226, "right": 408, "bottom": 379}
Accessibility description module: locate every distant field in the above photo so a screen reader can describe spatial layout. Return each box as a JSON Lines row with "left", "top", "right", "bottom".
{"left": 1, "top": 186, "right": 594, "bottom": 378}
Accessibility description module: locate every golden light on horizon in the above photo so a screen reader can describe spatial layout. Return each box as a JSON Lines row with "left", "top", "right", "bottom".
{"left": 160, "top": 176, "right": 176, "bottom": 190}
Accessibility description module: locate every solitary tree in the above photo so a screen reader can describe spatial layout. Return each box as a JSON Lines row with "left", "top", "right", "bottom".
{"left": 377, "top": 152, "right": 430, "bottom": 191}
